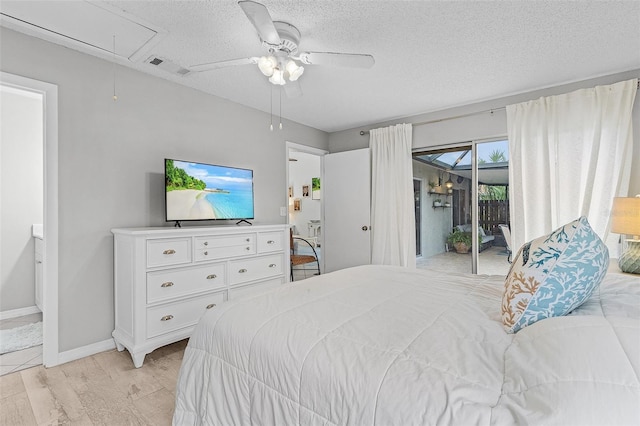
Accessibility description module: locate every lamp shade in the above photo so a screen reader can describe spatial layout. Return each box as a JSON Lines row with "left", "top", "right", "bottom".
{"left": 258, "top": 56, "right": 277, "bottom": 77}
{"left": 611, "top": 197, "right": 640, "bottom": 236}
{"left": 285, "top": 60, "right": 304, "bottom": 81}
{"left": 268, "top": 68, "right": 286, "bottom": 85}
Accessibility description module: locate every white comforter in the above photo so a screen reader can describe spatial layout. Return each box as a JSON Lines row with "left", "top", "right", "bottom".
{"left": 173, "top": 265, "right": 640, "bottom": 425}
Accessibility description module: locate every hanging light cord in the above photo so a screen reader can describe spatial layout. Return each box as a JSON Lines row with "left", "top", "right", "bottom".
{"left": 112, "top": 35, "right": 117, "bottom": 101}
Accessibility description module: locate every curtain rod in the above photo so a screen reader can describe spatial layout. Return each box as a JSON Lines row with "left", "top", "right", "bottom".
{"left": 359, "top": 80, "right": 640, "bottom": 136}
{"left": 358, "top": 107, "right": 505, "bottom": 135}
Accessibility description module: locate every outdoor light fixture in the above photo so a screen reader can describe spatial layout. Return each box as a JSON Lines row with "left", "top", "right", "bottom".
{"left": 611, "top": 196, "right": 640, "bottom": 274}
{"left": 445, "top": 175, "right": 454, "bottom": 193}
{"left": 445, "top": 177, "right": 454, "bottom": 189}
{"left": 258, "top": 55, "right": 304, "bottom": 85}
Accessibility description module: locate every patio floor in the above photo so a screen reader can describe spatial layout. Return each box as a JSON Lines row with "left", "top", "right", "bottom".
{"left": 416, "top": 245, "right": 511, "bottom": 277}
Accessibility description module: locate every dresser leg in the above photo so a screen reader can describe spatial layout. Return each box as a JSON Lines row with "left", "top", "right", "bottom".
{"left": 131, "top": 352, "right": 146, "bottom": 368}
{"left": 115, "top": 341, "right": 125, "bottom": 352}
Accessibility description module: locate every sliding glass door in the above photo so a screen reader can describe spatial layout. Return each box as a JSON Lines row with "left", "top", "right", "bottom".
{"left": 412, "top": 138, "right": 510, "bottom": 275}
{"left": 476, "top": 139, "right": 510, "bottom": 275}
{"left": 413, "top": 145, "right": 473, "bottom": 273}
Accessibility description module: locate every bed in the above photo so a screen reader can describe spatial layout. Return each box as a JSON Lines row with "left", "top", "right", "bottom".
{"left": 173, "top": 264, "right": 640, "bottom": 425}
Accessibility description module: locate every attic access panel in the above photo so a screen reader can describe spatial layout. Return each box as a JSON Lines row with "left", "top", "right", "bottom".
{"left": 0, "top": 1, "right": 165, "bottom": 62}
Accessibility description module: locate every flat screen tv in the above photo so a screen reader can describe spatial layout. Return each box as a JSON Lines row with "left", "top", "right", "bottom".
{"left": 165, "top": 159, "right": 254, "bottom": 225}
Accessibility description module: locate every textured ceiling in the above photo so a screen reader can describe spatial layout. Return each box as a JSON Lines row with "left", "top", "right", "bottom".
{"left": 2, "top": 1, "right": 640, "bottom": 132}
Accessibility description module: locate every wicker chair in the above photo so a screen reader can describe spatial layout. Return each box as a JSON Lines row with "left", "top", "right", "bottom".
{"left": 290, "top": 229, "right": 320, "bottom": 281}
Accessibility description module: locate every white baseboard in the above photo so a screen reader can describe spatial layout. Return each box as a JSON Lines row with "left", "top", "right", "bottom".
{"left": 57, "top": 338, "right": 116, "bottom": 366}
{"left": 0, "top": 305, "right": 41, "bottom": 321}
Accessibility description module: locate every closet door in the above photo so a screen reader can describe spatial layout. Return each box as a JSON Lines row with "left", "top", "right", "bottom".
{"left": 323, "top": 149, "right": 371, "bottom": 273}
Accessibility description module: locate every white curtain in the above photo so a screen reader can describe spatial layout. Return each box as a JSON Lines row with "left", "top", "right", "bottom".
{"left": 507, "top": 78, "right": 637, "bottom": 251}
{"left": 370, "top": 123, "right": 416, "bottom": 268}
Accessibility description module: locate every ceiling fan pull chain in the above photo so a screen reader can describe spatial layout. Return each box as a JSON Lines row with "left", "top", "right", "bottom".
{"left": 279, "top": 86, "right": 283, "bottom": 130}
{"left": 270, "top": 84, "right": 274, "bottom": 131}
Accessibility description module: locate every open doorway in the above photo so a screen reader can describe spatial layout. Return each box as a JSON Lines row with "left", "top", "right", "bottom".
{"left": 1, "top": 72, "right": 59, "bottom": 369}
{"left": 286, "top": 143, "right": 327, "bottom": 280}
{"left": 0, "top": 83, "right": 44, "bottom": 374}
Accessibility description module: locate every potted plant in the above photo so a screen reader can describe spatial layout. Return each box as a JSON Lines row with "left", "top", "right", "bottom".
{"left": 444, "top": 201, "right": 451, "bottom": 207}
{"left": 447, "top": 229, "right": 481, "bottom": 254}
{"left": 433, "top": 199, "right": 442, "bottom": 207}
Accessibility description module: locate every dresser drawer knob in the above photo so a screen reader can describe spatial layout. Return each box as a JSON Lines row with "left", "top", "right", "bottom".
{"left": 246, "top": 238, "right": 250, "bottom": 242}
{"left": 206, "top": 274, "right": 217, "bottom": 280}
{"left": 161, "top": 281, "right": 174, "bottom": 288}
{"left": 269, "top": 264, "right": 277, "bottom": 268}
{"left": 239, "top": 268, "right": 247, "bottom": 273}
{"left": 162, "top": 249, "right": 176, "bottom": 255}
{"left": 206, "top": 303, "right": 216, "bottom": 309}
{"left": 246, "top": 247, "right": 251, "bottom": 251}
{"left": 267, "top": 240, "right": 275, "bottom": 244}
{"left": 204, "top": 251, "right": 208, "bottom": 256}
{"left": 204, "top": 241, "right": 208, "bottom": 246}
{"left": 160, "top": 315, "right": 174, "bottom": 321}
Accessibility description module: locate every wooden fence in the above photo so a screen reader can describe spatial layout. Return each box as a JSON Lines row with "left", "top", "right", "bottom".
{"left": 478, "top": 200, "right": 510, "bottom": 244}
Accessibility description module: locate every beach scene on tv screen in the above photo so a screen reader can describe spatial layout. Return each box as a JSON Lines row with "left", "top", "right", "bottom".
{"left": 166, "top": 160, "right": 254, "bottom": 220}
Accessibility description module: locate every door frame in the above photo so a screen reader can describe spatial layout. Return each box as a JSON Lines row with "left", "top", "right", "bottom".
{"left": 413, "top": 178, "right": 422, "bottom": 257}
{"left": 285, "top": 142, "right": 328, "bottom": 273}
{"left": 1, "top": 71, "right": 59, "bottom": 366}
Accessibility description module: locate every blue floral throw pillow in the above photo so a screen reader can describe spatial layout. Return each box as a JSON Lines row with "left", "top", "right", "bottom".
{"left": 501, "top": 216, "right": 609, "bottom": 333}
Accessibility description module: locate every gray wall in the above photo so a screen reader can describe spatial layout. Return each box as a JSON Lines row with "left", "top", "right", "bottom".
{"left": 1, "top": 87, "right": 43, "bottom": 312}
{"left": 329, "top": 70, "right": 640, "bottom": 197}
{"left": 0, "top": 27, "right": 329, "bottom": 352}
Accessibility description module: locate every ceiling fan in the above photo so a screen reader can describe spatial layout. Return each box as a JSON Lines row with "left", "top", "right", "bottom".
{"left": 189, "top": 0, "right": 375, "bottom": 96}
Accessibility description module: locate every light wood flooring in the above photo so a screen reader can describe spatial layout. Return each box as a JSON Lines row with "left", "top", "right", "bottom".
{"left": 0, "top": 339, "right": 187, "bottom": 425}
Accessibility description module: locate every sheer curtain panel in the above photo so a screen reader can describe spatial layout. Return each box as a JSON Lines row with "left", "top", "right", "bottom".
{"left": 507, "top": 79, "right": 637, "bottom": 251}
{"left": 370, "top": 123, "right": 416, "bottom": 268}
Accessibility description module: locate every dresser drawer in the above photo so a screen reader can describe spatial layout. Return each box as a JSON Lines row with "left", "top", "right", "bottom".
{"left": 146, "top": 291, "right": 226, "bottom": 338}
{"left": 147, "top": 264, "right": 226, "bottom": 304}
{"left": 195, "top": 234, "right": 254, "bottom": 249}
{"left": 229, "top": 278, "right": 284, "bottom": 299}
{"left": 257, "top": 231, "right": 284, "bottom": 253}
{"left": 195, "top": 234, "right": 256, "bottom": 261}
{"left": 147, "top": 238, "right": 191, "bottom": 268}
{"left": 229, "top": 254, "right": 284, "bottom": 285}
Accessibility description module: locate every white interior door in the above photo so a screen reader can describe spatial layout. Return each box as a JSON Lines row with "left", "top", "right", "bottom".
{"left": 323, "top": 148, "right": 371, "bottom": 273}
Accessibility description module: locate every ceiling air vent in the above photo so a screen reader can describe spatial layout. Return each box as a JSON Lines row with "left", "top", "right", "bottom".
{"left": 145, "top": 56, "right": 190, "bottom": 76}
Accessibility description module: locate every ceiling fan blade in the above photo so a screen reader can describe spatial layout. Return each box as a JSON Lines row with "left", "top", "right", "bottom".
{"left": 283, "top": 79, "right": 303, "bottom": 98}
{"left": 238, "top": 1, "right": 281, "bottom": 47}
{"left": 299, "top": 52, "right": 375, "bottom": 68}
{"left": 190, "top": 57, "right": 258, "bottom": 72}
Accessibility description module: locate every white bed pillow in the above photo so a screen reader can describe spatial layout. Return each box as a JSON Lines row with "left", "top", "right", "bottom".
{"left": 501, "top": 216, "right": 609, "bottom": 333}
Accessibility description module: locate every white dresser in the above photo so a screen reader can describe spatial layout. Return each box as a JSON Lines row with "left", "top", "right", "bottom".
{"left": 111, "top": 224, "right": 290, "bottom": 367}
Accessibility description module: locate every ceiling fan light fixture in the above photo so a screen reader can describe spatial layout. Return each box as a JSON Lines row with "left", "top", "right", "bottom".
{"left": 269, "top": 68, "right": 286, "bottom": 85}
{"left": 258, "top": 55, "right": 277, "bottom": 76}
{"left": 285, "top": 60, "right": 304, "bottom": 81}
